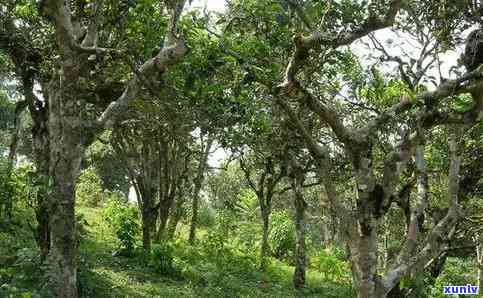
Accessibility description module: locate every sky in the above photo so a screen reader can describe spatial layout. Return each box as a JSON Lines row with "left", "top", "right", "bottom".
{"left": 190, "top": 0, "right": 227, "bottom": 12}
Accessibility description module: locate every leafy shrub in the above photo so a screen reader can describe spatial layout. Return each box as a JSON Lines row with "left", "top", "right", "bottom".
{"left": 149, "top": 243, "right": 176, "bottom": 275}
{"left": 76, "top": 167, "right": 104, "bottom": 207}
{"left": 428, "top": 257, "right": 477, "bottom": 298}
{"left": 201, "top": 210, "right": 239, "bottom": 262}
{"left": 197, "top": 203, "right": 215, "bottom": 228}
{"left": 235, "top": 220, "right": 258, "bottom": 251}
{"left": 76, "top": 213, "right": 89, "bottom": 245}
{"left": 103, "top": 197, "right": 139, "bottom": 255}
{"left": 269, "top": 210, "right": 295, "bottom": 261}
{"left": 203, "top": 231, "right": 226, "bottom": 257}
{"left": 311, "top": 246, "right": 351, "bottom": 283}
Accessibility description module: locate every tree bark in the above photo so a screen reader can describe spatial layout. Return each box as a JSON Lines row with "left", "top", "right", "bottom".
{"left": 353, "top": 156, "right": 383, "bottom": 298}
{"left": 30, "top": 111, "right": 51, "bottom": 260}
{"left": 260, "top": 206, "right": 270, "bottom": 270}
{"left": 46, "top": 70, "right": 83, "bottom": 297}
{"left": 156, "top": 134, "right": 190, "bottom": 242}
{"left": 35, "top": 187, "right": 51, "bottom": 261}
{"left": 292, "top": 173, "right": 307, "bottom": 289}
{"left": 166, "top": 203, "right": 183, "bottom": 240}
{"left": 157, "top": 202, "right": 172, "bottom": 240}
{"left": 139, "top": 179, "right": 158, "bottom": 251}
{"left": 188, "top": 137, "right": 213, "bottom": 244}
{"left": 477, "top": 232, "right": 483, "bottom": 292}
{"left": 141, "top": 213, "right": 153, "bottom": 251}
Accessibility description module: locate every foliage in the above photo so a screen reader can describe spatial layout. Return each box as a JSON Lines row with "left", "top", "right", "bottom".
{"left": 0, "top": 193, "right": 45, "bottom": 298}
{"left": 76, "top": 167, "right": 104, "bottom": 207}
{"left": 84, "top": 136, "right": 131, "bottom": 196}
{"left": 206, "top": 164, "right": 247, "bottom": 210}
{"left": 149, "top": 243, "right": 176, "bottom": 275}
{"left": 269, "top": 210, "right": 295, "bottom": 261}
{"left": 0, "top": 160, "right": 15, "bottom": 214}
{"left": 0, "top": 247, "right": 43, "bottom": 298}
{"left": 310, "top": 247, "right": 352, "bottom": 284}
{"left": 102, "top": 197, "right": 139, "bottom": 256}
{"left": 429, "top": 257, "right": 478, "bottom": 298}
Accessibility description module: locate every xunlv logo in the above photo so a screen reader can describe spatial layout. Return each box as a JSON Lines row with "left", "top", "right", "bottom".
{"left": 443, "top": 284, "right": 479, "bottom": 295}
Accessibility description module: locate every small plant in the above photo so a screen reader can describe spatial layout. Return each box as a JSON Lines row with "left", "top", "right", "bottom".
{"left": 311, "top": 246, "right": 351, "bottom": 283}
{"left": 75, "top": 167, "right": 104, "bottom": 207}
{"left": 269, "top": 210, "right": 295, "bottom": 261}
{"left": 76, "top": 213, "right": 89, "bottom": 245}
{"left": 103, "top": 197, "right": 139, "bottom": 256}
{"left": 150, "top": 243, "right": 175, "bottom": 275}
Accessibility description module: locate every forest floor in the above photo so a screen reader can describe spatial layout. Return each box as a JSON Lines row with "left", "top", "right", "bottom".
{"left": 75, "top": 207, "right": 354, "bottom": 298}
{"left": 0, "top": 205, "right": 354, "bottom": 297}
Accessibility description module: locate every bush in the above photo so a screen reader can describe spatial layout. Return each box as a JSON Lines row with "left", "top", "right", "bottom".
{"left": 311, "top": 246, "right": 351, "bottom": 283}
{"left": 103, "top": 197, "right": 139, "bottom": 255}
{"left": 76, "top": 168, "right": 104, "bottom": 207}
{"left": 428, "top": 257, "right": 477, "bottom": 298}
{"left": 269, "top": 210, "right": 295, "bottom": 261}
{"left": 197, "top": 203, "right": 215, "bottom": 228}
{"left": 149, "top": 243, "right": 176, "bottom": 275}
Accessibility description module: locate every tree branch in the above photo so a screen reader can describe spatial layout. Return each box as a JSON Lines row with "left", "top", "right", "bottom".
{"left": 278, "top": 0, "right": 403, "bottom": 91}
{"left": 96, "top": 0, "right": 188, "bottom": 129}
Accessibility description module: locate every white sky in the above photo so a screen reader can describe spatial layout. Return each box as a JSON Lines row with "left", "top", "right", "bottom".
{"left": 189, "top": 0, "right": 227, "bottom": 12}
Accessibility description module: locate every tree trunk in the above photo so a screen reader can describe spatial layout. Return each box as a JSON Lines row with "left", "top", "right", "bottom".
{"left": 478, "top": 232, "right": 483, "bottom": 292}
{"left": 33, "top": 151, "right": 51, "bottom": 261}
{"left": 140, "top": 186, "right": 157, "bottom": 251}
{"left": 167, "top": 199, "right": 184, "bottom": 239}
{"left": 166, "top": 211, "right": 180, "bottom": 240}
{"left": 188, "top": 137, "right": 213, "bottom": 244}
{"left": 48, "top": 182, "right": 78, "bottom": 298}
{"left": 356, "top": 201, "right": 385, "bottom": 298}
{"left": 142, "top": 213, "right": 152, "bottom": 251}
{"left": 156, "top": 203, "right": 171, "bottom": 240}
{"left": 293, "top": 175, "right": 307, "bottom": 289}
{"left": 46, "top": 69, "right": 84, "bottom": 297}
{"left": 47, "top": 132, "right": 82, "bottom": 296}
{"left": 35, "top": 188, "right": 50, "bottom": 261}
{"left": 260, "top": 207, "right": 270, "bottom": 270}
{"left": 353, "top": 179, "right": 384, "bottom": 298}
{"left": 188, "top": 192, "right": 200, "bottom": 244}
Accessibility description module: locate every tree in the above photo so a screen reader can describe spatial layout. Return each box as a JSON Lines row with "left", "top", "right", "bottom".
{"left": 188, "top": 133, "right": 213, "bottom": 244}
{"left": 2, "top": 0, "right": 189, "bottom": 295}
{"left": 239, "top": 150, "right": 287, "bottom": 269}
{"left": 290, "top": 158, "right": 307, "bottom": 289}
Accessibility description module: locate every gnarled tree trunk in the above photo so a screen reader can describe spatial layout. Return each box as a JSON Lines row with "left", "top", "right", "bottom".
{"left": 35, "top": 186, "right": 51, "bottom": 261}
{"left": 260, "top": 205, "right": 271, "bottom": 270}
{"left": 156, "top": 199, "right": 174, "bottom": 241}
{"left": 31, "top": 111, "right": 51, "bottom": 261}
{"left": 188, "top": 136, "right": 213, "bottom": 244}
{"left": 138, "top": 145, "right": 159, "bottom": 251}
{"left": 292, "top": 169, "right": 307, "bottom": 289}
{"left": 477, "top": 232, "right": 483, "bottom": 292}
{"left": 166, "top": 201, "right": 183, "bottom": 240}
{"left": 46, "top": 77, "right": 83, "bottom": 298}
